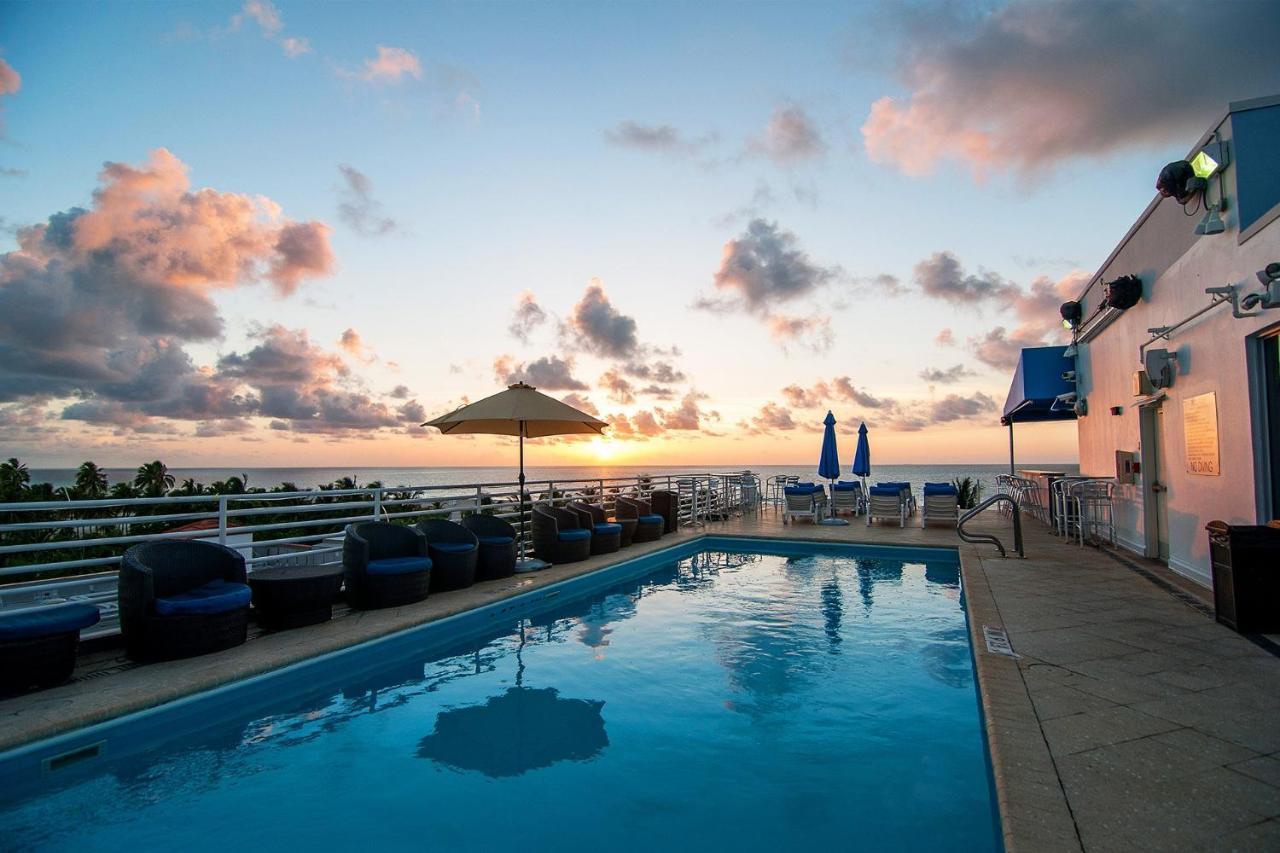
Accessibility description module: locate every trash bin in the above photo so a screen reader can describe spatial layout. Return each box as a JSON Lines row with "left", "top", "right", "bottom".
{"left": 1206, "top": 521, "right": 1280, "bottom": 633}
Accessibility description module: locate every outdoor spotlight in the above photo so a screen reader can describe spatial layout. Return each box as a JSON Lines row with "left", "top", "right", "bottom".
{"left": 1195, "top": 205, "right": 1225, "bottom": 235}
{"left": 1156, "top": 160, "right": 1206, "bottom": 204}
{"left": 1059, "top": 300, "right": 1082, "bottom": 330}
{"left": 1257, "top": 262, "right": 1280, "bottom": 287}
{"left": 1102, "top": 275, "right": 1143, "bottom": 310}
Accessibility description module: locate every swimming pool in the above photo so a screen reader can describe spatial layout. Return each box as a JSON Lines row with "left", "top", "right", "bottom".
{"left": 0, "top": 538, "right": 999, "bottom": 851}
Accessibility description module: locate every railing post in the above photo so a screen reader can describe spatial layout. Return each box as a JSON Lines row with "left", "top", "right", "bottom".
{"left": 475, "top": 485, "right": 483, "bottom": 515}
{"left": 373, "top": 488, "right": 383, "bottom": 521}
{"left": 218, "top": 495, "right": 228, "bottom": 545}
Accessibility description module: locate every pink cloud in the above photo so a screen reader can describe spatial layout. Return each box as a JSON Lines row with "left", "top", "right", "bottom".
{"left": 353, "top": 46, "right": 423, "bottom": 83}
{"left": 0, "top": 59, "right": 19, "bottom": 96}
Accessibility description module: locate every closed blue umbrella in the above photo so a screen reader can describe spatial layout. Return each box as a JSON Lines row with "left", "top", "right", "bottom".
{"left": 817, "top": 411, "right": 848, "bottom": 525}
{"left": 851, "top": 422, "right": 871, "bottom": 499}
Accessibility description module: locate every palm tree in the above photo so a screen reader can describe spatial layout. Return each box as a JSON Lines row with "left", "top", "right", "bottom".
{"left": 331, "top": 475, "right": 359, "bottom": 490}
{"left": 0, "top": 457, "right": 30, "bottom": 501}
{"left": 73, "top": 461, "right": 109, "bottom": 499}
{"left": 210, "top": 474, "right": 247, "bottom": 495}
{"left": 109, "top": 481, "right": 139, "bottom": 500}
{"left": 134, "top": 460, "right": 174, "bottom": 497}
{"left": 173, "top": 478, "right": 207, "bottom": 497}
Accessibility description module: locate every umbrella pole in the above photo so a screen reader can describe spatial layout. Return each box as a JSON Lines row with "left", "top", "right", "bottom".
{"left": 515, "top": 422, "right": 549, "bottom": 573}
{"left": 819, "top": 476, "right": 849, "bottom": 525}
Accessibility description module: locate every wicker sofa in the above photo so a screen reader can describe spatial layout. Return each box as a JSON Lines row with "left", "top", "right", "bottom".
{"left": 567, "top": 501, "right": 622, "bottom": 555}
{"left": 343, "top": 522, "right": 432, "bottom": 610}
{"left": 416, "top": 519, "right": 479, "bottom": 591}
{"left": 531, "top": 505, "right": 592, "bottom": 564}
{"left": 460, "top": 514, "right": 518, "bottom": 581}
{"left": 615, "top": 496, "right": 665, "bottom": 543}
{"left": 119, "top": 540, "right": 253, "bottom": 661}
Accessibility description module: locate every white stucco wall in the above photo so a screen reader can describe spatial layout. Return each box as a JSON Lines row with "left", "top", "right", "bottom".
{"left": 1074, "top": 112, "right": 1280, "bottom": 585}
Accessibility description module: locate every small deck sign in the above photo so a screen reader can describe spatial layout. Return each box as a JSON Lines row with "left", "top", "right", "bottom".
{"left": 1183, "top": 392, "right": 1220, "bottom": 476}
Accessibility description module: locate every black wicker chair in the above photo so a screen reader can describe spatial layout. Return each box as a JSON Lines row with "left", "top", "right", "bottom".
{"left": 531, "top": 505, "right": 592, "bottom": 564}
{"left": 649, "top": 490, "right": 679, "bottom": 534}
{"left": 119, "top": 540, "right": 253, "bottom": 662}
{"left": 616, "top": 497, "right": 665, "bottom": 543}
{"left": 568, "top": 501, "right": 622, "bottom": 555}
{"left": 460, "top": 514, "right": 518, "bottom": 581}
{"left": 416, "top": 519, "right": 479, "bottom": 592}
{"left": 343, "top": 522, "right": 432, "bottom": 610}
{"left": 0, "top": 603, "right": 100, "bottom": 694}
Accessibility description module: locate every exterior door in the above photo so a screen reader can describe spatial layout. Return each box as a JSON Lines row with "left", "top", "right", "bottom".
{"left": 1139, "top": 403, "right": 1170, "bottom": 562}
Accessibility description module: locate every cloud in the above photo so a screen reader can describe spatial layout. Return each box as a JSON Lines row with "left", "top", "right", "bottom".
{"left": 598, "top": 369, "right": 635, "bottom": 404}
{"left": 705, "top": 219, "right": 838, "bottom": 314}
{"left": 631, "top": 410, "right": 663, "bottom": 437}
{"left": 229, "top": 1, "right": 310, "bottom": 59}
{"left": 0, "top": 59, "right": 19, "bottom": 97}
{"left": 657, "top": 392, "right": 709, "bottom": 431}
{"left": 622, "top": 359, "right": 685, "bottom": 385}
{"left": 0, "top": 149, "right": 333, "bottom": 409}
{"left": 559, "top": 393, "right": 599, "bottom": 417}
{"left": 830, "top": 376, "right": 892, "bottom": 410}
{"left": 747, "top": 105, "right": 825, "bottom": 163}
{"left": 508, "top": 291, "right": 547, "bottom": 343}
{"left": 389, "top": 384, "right": 411, "bottom": 399}
{"left": 740, "top": 402, "right": 797, "bottom": 434}
{"left": 919, "top": 364, "right": 974, "bottom": 384}
{"left": 926, "top": 392, "right": 996, "bottom": 423}
{"left": 967, "top": 269, "right": 1088, "bottom": 369}
{"left": 914, "top": 251, "right": 1015, "bottom": 305}
{"left": 767, "top": 313, "right": 832, "bottom": 353}
{"left": 337, "top": 165, "right": 397, "bottom": 236}
{"left": 860, "top": 0, "right": 1280, "bottom": 179}
{"left": 493, "top": 354, "right": 588, "bottom": 390}
{"left": 338, "top": 327, "right": 376, "bottom": 363}
{"left": 604, "top": 121, "right": 717, "bottom": 156}
{"left": 781, "top": 376, "right": 894, "bottom": 411}
{"left": 562, "top": 280, "right": 639, "bottom": 358}
{"left": 936, "top": 328, "right": 955, "bottom": 346}
{"left": 345, "top": 45, "right": 423, "bottom": 83}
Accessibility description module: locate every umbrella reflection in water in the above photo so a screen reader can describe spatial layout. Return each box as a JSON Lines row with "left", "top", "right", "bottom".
{"left": 417, "top": 624, "right": 608, "bottom": 778}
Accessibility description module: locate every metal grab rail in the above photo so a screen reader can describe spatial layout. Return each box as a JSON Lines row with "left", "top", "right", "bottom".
{"left": 957, "top": 493, "right": 1024, "bottom": 558}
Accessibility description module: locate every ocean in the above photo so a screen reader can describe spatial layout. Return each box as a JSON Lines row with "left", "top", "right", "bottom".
{"left": 29, "top": 463, "right": 1079, "bottom": 500}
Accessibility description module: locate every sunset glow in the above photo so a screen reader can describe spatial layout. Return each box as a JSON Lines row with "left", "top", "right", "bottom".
{"left": 3, "top": 1, "right": 1276, "bottom": 469}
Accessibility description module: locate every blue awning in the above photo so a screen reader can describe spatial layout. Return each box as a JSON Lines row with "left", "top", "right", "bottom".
{"left": 1001, "top": 346, "right": 1077, "bottom": 425}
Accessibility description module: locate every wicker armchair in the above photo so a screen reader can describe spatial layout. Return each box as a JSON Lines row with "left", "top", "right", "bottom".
{"left": 460, "top": 514, "right": 518, "bottom": 581}
{"left": 416, "top": 519, "right": 479, "bottom": 591}
{"left": 567, "top": 501, "right": 622, "bottom": 555}
{"left": 119, "top": 540, "right": 252, "bottom": 661}
{"left": 343, "top": 522, "right": 432, "bottom": 610}
{"left": 531, "top": 505, "right": 592, "bottom": 564}
{"left": 615, "top": 496, "right": 665, "bottom": 543}
{"left": 649, "top": 490, "right": 679, "bottom": 533}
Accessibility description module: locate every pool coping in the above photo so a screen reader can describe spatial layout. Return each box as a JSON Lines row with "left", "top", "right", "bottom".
{"left": 958, "top": 543, "right": 1082, "bottom": 853}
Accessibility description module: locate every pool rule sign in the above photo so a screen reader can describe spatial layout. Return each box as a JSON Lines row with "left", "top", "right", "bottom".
{"left": 1183, "top": 392, "right": 1220, "bottom": 476}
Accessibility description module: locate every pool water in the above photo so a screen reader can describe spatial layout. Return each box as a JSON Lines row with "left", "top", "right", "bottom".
{"left": 0, "top": 541, "right": 999, "bottom": 851}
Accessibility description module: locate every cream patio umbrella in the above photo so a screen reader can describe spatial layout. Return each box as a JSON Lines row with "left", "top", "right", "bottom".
{"left": 423, "top": 382, "right": 608, "bottom": 572}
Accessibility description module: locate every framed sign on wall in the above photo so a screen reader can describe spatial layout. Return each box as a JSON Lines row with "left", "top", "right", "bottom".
{"left": 1183, "top": 392, "right": 1220, "bottom": 476}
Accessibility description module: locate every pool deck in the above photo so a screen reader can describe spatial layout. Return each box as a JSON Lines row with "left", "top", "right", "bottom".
{"left": 3, "top": 509, "right": 1278, "bottom": 850}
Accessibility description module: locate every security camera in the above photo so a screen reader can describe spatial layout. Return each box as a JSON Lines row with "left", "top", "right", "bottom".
{"left": 1061, "top": 370, "right": 1076, "bottom": 382}
{"left": 1055, "top": 391, "right": 1077, "bottom": 405}
{"left": 1073, "top": 398, "right": 1088, "bottom": 417}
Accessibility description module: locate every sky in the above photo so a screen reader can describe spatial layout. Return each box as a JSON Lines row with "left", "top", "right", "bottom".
{"left": 2, "top": 0, "right": 1278, "bottom": 468}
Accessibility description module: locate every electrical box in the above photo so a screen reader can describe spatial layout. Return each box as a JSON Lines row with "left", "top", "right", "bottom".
{"left": 1116, "top": 450, "right": 1139, "bottom": 484}
{"left": 1132, "top": 370, "right": 1153, "bottom": 396}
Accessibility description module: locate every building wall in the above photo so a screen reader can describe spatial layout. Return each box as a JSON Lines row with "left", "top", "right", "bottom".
{"left": 1075, "top": 110, "right": 1280, "bottom": 585}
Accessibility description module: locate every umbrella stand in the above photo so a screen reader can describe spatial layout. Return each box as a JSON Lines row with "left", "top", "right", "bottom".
{"left": 515, "top": 422, "right": 549, "bottom": 573}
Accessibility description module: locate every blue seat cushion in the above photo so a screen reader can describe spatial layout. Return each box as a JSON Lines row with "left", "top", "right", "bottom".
{"left": 477, "top": 535, "right": 514, "bottom": 546}
{"left": 154, "top": 579, "right": 251, "bottom": 617}
{"left": 832, "top": 482, "right": 860, "bottom": 491}
{"left": 430, "top": 541, "right": 476, "bottom": 554}
{"left": 593, "top": 522, "right": 623, "bottom": 535}
{"left": 869, "top": 486, "right": 903, "bottom": 497}
{"left": 784, "top": 486, "right": 818, "bottom": 496}
{"left": 0, "top": 602, "right": 100, "bottom": 643}
{"left": 558, "top": 528, "right": 591, "bottom": 542}
{"left": 637, "top": 514, "right": 664, "bottom": 525}
{"left": 367, "top": 556, "right": 432, "bottom": 576}
{"left": 923, "top": 484, "right": 958, "bottom": 496}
